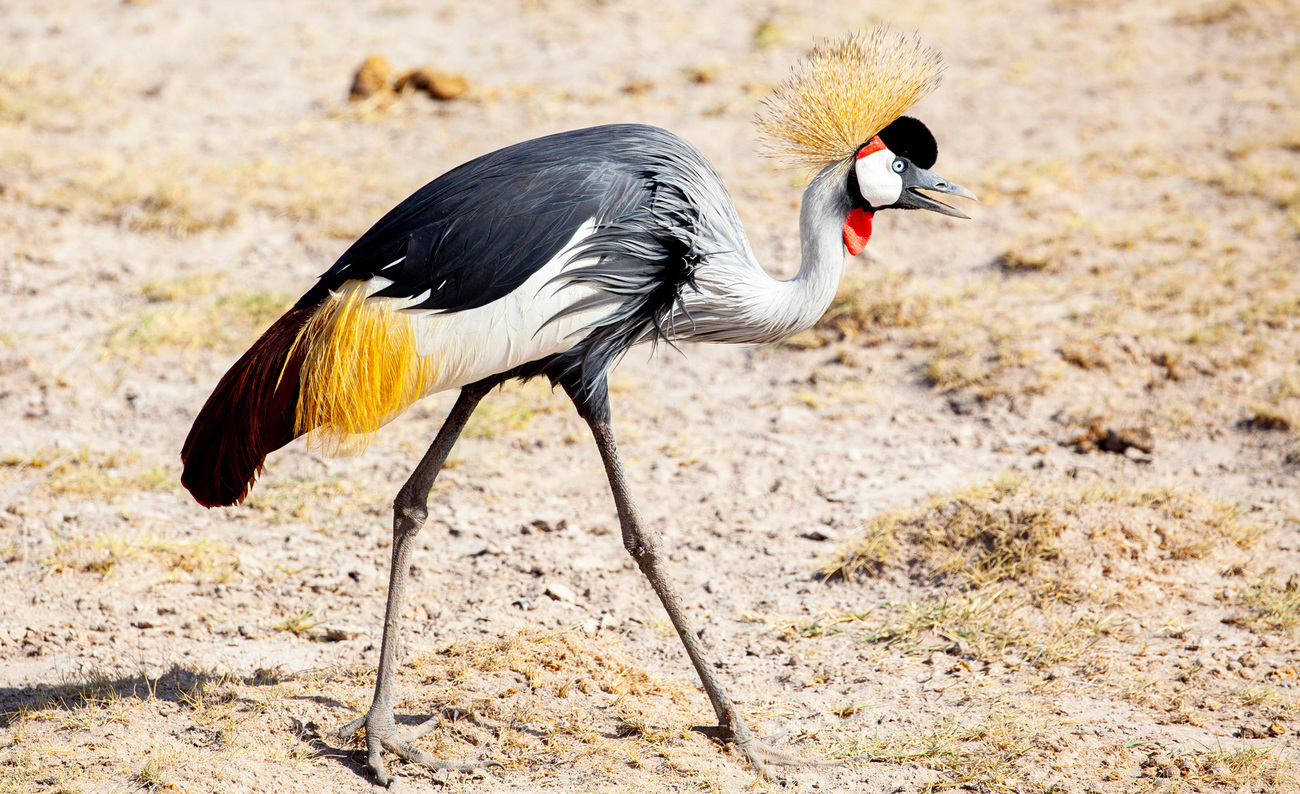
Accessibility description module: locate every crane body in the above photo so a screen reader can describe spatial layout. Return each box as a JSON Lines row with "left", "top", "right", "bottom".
{"left": 180, "top": 28, "right": 975, "bottom": 783}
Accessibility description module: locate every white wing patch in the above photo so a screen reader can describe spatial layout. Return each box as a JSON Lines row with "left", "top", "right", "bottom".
{"left": 354, "top": 219, "right": 610, "bottom": 398}
{"left": 854, "top": 148, "right": 903, "bottom": 209}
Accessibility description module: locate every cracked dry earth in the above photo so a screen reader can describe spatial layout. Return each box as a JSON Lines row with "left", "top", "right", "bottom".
{"left": 2, "top": 0, "right": 1300, "bottom": 792}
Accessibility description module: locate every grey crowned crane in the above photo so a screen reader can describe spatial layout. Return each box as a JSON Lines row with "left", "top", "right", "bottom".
{"left": 181, "top": 27, "right": 975, "bottom": 783}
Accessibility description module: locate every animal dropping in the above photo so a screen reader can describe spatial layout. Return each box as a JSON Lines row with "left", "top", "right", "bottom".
{"left": 394, "top": 67, "right": 470, "bottom": 101}
{"left": 349, "top": 54, "right": 393, "bottom": 101}
{"left": 181, "top": 25, "right": 975, "bottom": 784}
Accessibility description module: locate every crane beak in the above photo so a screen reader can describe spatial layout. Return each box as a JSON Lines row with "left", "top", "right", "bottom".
{"left": 895, "top": 167, "right": 978, "bottom": 219}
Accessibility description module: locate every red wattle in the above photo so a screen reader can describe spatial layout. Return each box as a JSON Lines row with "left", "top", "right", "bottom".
{"left": 843, "top": 208, "right": 874, "bottom": 255}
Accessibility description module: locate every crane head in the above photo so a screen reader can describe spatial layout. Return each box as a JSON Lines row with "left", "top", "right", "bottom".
{"left": 850, "top": 115, "right": 977, "bottom": 220}
{"left": 752, "top": 26, "right": 975, "bottom": 255}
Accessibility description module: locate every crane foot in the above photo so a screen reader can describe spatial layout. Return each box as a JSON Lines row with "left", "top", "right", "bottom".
{"left": 692, "top": 721, "right": 840, "bottom": 781}
{"left": 336, "top": 710, "right": 502, "bottom": 786}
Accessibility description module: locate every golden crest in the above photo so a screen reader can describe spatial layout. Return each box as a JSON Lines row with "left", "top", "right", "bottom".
{"left": 755, "top": 26, "right": 944, "bottom": 170}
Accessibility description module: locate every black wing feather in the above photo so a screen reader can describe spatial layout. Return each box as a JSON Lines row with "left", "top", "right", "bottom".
{"left": 297, "top": 127, "right": 659, "bottom": 314}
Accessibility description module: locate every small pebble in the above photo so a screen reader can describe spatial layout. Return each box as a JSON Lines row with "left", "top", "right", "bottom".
{"left": 544, "top": 582, "right": 577, "bottom": 603}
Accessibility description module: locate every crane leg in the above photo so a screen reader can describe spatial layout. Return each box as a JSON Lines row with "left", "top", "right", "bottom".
{"left": 566, "top": 380, "right": 804, "bottom": 781}
{"left": 337, "top": 379, "right": 498, "bottom": 786}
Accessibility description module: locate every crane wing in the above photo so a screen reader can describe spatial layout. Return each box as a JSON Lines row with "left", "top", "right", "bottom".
{"left": 297, "top": 126, "right": 656, "bottom": 315}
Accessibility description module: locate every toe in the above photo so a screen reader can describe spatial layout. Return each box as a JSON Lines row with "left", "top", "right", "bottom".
{"left": 366, "top": 741, "right": 392, "bottom": 786}
{"left": 397, "top": 717, "right": 439, "bottom": 742}
{"left": 337, "top": 714, "right": 367, "bottom": 741}
{"left": 383, "top": 735, "right": 471, "bottom": 772}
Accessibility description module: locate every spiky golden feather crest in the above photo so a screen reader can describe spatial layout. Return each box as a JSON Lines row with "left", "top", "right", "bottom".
{"left": 755, "top": 26, "right": 944, "bottom": 170}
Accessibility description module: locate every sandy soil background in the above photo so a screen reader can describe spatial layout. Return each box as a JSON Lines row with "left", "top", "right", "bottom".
{"left": 1, "top": 0, "right": 1299, "bottom": 791}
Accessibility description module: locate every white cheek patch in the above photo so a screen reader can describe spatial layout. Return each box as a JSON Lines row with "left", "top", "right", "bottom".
{"left": 854, "top": 149, "right": 903, "bottom": 209}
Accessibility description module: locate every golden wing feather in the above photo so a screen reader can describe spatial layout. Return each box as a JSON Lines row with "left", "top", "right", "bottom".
{"left": 755, "top": 26, "right": 944, "bottom": 170}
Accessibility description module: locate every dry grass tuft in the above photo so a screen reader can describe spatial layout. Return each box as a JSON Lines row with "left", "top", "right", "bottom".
{"left": 1059, "top": 340, "right": 1113, "bottom": 371}
{"left": 1242, "top": 372, "right": 1300, "bottom": 434}
{"left": 13, "top": 663, "right": 243, "bottom": 721}
{"left": 43, "top": 533, "right": 238, "bottom": 583}
{"left": 797, "top": 272, "right": 936, "bottom": 350}
{"left": 824, "top": 473, "right": 1052, "bottom": 588}
{"left": 1158, "top": 745, "right": 1295, "bottom": 790}
{"left": 132, "top": 750, "right": 175, "bottom": 791}
{"left": 375, "top": 627, "right": 720, "bottom": 780}
{"left": 1243, "top": 405, "right": 1294, "bottom": 432}
{"left": 1175, "top": 0, "right": 1300, "bottom": 41}
{"left": 241, "top": 474, "right": 365, "bottom": 525}
{"left": 462, "top": 379, "right": 570, "bottom": 440}
{"left": 412, "top": 627, "right": 675, "bottom": 702}
{"left": 1, "top": 445, "right": 175, "bottom": 499}
{"left": 834, "top": 712, "right": 1040, "bottom": 791}
{"left": 0, "top": 66, "right": 84, "bottom": 128}
{"left": 798, "top": 469, "right": 1289, "bottom": 789}
{"left": 825, "top": 475, "right": 1260, "bottom": 604}
{"left": 799, "top": 585, "right": 1127, "bottom": 668}
{"left": 108, "top": 276, "right": 292, "bottom": 359}
{"left": 1069, "top": 420, "right": 1155, "bottom": 456}
{"left": 1228, "top": 575, "right": 1300, "bottom": 634}
{"left": 994, "top": 249, "right": 1054, "bottom": 274}
{"left": 273, "top": 610, "right": 317, "bottom": 638}
{"left": 805, "top": 473, "right": 1274, "bottom": 720}
{"left": 20, "top": 153, "right": 243, "bottom": 234}
{"left": 2, "top": 121, "right": 420, "bottom": 241}
{"left": 3, "top": 663, "right": 314, "bottom": 791}
{"left": 823, "top": 273, "right": 934, "bottom": 338}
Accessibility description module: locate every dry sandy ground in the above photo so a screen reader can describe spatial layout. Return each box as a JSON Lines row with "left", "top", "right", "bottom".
{"left": 1, "top": 0, "right": 1299, "bottom": 792}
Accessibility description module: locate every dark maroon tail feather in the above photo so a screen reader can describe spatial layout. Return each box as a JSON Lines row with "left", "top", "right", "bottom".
{"left": 181, "top": 304, "right": 319, "bottom": 507}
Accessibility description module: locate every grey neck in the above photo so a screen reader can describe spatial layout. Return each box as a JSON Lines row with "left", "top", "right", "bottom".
{"left": 669, "top": 162, "right": 852, "bottom": 346}
{"left": 750, "top": 164, "right": 851, "bottom": 342}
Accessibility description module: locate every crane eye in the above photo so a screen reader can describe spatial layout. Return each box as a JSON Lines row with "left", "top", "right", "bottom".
{"left": 891, "top": 159, "right": 907, "bottom": 174}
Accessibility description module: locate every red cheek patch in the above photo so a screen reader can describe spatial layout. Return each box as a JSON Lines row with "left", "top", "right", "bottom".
{"left": 856, "top": 136, "right": 887, "bottom": 160}
{"left": 843, "top": 208, "right": 874, "bottom": 255}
